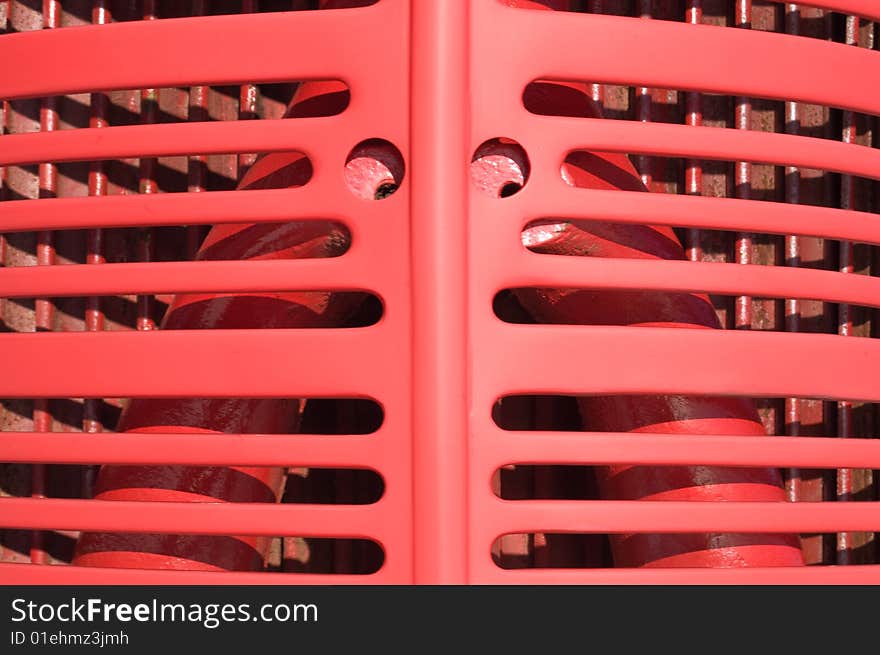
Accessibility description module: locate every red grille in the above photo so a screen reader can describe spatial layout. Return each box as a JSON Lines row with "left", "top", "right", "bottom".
{"left": 1, "top": 0, "right": 879, "bottom": 583}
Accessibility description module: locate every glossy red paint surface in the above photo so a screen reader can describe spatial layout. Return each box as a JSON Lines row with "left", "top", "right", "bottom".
{"left": 475, "top": 2, "right": 802, "bottom": 569}
{"left": 72, "top": 71, "right": 395, "bottom": 570}
{"left": 1, "top": 0, "right": 879, "bottom": 583}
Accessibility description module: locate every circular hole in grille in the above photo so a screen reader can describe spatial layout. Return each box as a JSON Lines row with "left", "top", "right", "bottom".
{"left": 344, "top": 139, "right": 405, "bottom": 200}
{"left": 470, "top": 137, "right": 530, "bottom": 198}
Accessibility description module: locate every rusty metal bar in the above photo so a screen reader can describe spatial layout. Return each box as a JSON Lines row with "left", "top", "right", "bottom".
{"left": 136, "top": 0, "right": 158, "bottom": 332}
{"left": 82, "top": 0, "right": 109, "bottom": 500}
{"left": 734, "top": 0, "right": 753, "bottom": 330}
{"left": 836, "top": 14, "right": 857, "bottom": 566}
{"left": 635, "top": 0, "right": 653, "bottom": 190}
{"left": 587, "top": 0, "right": 604, "bottom": 111}
{"left": 835, "top": 13, "right": 876, "bottom": 565}
{"left": 238, "top": 0, "right": 259, "bottom": 179}
{"left": 30, "top": 0, "right": 61, "bottom": 567}
{"left": 0, "top": 2, "right": 7, "bottom": 337}
{"left": 187, "top": 0, "right": 209, "bottom": 259}
{"left": 783, "top": 2, "right": 806, "bottom": 558}
{"left": 684, "top": 0, "right": 702, "bottom": 262}
{"left": 783, "top": 2, "right": 834, "bottom": 565}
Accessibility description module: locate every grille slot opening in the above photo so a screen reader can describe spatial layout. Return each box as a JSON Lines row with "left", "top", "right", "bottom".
{"left": 491, "top": 532, "right": 868, "bottom": 570}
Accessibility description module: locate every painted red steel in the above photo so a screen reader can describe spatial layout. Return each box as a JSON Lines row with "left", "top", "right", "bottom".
{"left": 1, "top": 0, "right": 879, "bottom": 583}
{"left": 494, "top": 61, "right": 802, "bottom": 565}
{"left": 73, "top": 72, "right": 392, "bottom": 571}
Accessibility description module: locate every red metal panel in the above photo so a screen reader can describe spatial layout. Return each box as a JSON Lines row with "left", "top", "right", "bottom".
{"left": 1, "top": 0, "right": 879, "bottom": 583}
{"left": 467, "top": 0, "right": 878, "bottom": 577}
{"left": 488, "top": 432, "right": 880, "bottom": 470}
{"left": 0, "top": 432, "right": 385, "bottom": 468}
{"left": 1, "top": 0, "right": 414, "bottom": 583}
{"left": 409, "top": 0, "right": 471, "bottom": 583}
{"left": 486, "top": 500, "right": 880, "bottom": 535}
{"left": 0, "top": 329, "right": 398, "bottom": 397}
{"left": 0, "top": 188, "right": 353, "bottom": 231}
{"left": 0, "top": 257, "right": 383, "bottom": 298}
{"left": 2, "top": 497, "right": 389, "bottom": 538}
{"left": 478, "top": 326, "right": 880, "bottom": 401}
{"left": 0, "top": 10, "right": 387, "bottom": 99}
{"left": 495, "top": 11, "right": 880, "bottom": 115}
{"left": 0, "top": 118, "right": 352, "bottom": 166}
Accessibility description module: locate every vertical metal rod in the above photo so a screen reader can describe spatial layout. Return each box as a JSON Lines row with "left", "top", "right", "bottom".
{"left": 867, "top": 18, "right": 878, "bottom": 563}
{"left": 333, "top": 468, "right": 355, "bottom": 574}
{"left": 531, "top": 398, "right": 555, "bottom": 567}
{"left": 82, "top": 0, "right": 109, "bottom": 498}
{"left": 587, "top": 0, "right": 604, "bottom": 111}
{"left": 238, "top": 0, "right": 259, "bottom": 179}
{"left": 835, "top": 13, "right": 858, "bottom": 565}
{"left": 734, "top": 0, "right": 753, "bottom": 329}
{"left": 31, "top": 0, "right": 61, "bottom": 566}
{"left": 635, "top": 0, "right": 653, "bottom": 190}
{"left": 187, "top": 0, "right": 209, "bottom": 259}
{"left": 783, "top": 3, "right": 832, "bottom": 564}
{"left": 0, "top": 0, "right": 6, "bottom": 346}
{"left": 684, "top": 0, "right": 702, "bottom": 262}
{"left": 873, "top": 22, "right": 880, "bottom": 536}
{"left": 137, "top": 0, "right": 158, "bottom": 331}
{"left": 0, "top": 2, "right": 8, "bottom": 334}
{"left": 410, "top": 0, "right": 469, "bottom": 583}
{"left": 783, "top": 0, "right": 804, "bottom": 534}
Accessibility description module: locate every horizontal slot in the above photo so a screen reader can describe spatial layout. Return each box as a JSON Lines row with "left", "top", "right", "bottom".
{"left": 522, "top": 214, "right": 880, "bottom": 253}
{"left": 491, "top": 531, "right": 874, "bottom": 569}
{"left": 0, "top": 529, "right": 384, "bottom": 574}
{"left": 1, "top": 79, "right": 348, "bottom": 133}
{"left": 1, "top": 148, "right": 315, "bottom": 193}
{"left": 2, "top": 1, "right": 378, "bottom": 29}
{"left": 492, "top": 394, "right": 879, "bottom": 439}
{"left": 271, "top": 537, "right": 384, "bottom": 575}
{"left": 2, "top": 80, "right": 346, "bottom": 132}
{"left": 525, "top": 82, "right": 878, "bottom": 144}
{"left": 557, "top": 147, "right": 879, "bottom": 208}
{"left": 492, "top": 465, "right": 875, "bottom": 501}
{"left": 494, "top": 286, "right": 876, "bottom": 335}
{"left": 519, "top": 190, "right": 880, "bottom": 250}
{"left": 504, "top": 0, "right": 880, "bottom": 27}
{"left": 284, "top": 467, "right": 384, "bottom": 505}
{"left": 0, "top": 397, "right": 383, "bottom": 435}
{"left": 0, "top": 291, "right": 382, "bottom": 331}
{"left": 154, "top": 1, "right": 380, "bottom": 20}
{"left": 0, "top": 464, "right": 384, "bottom": 504}
{"left": 0, "top": 222, "right": 349, "bottom": 265}
{"left": 0, "top": 496, "right": 386, "bottom": 536}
